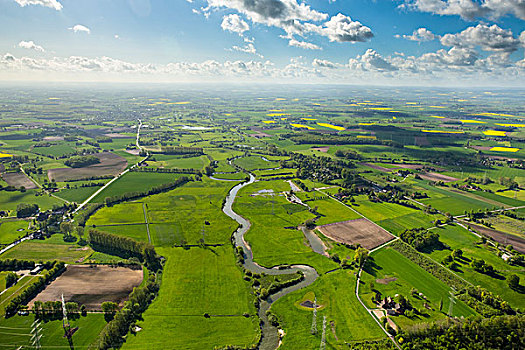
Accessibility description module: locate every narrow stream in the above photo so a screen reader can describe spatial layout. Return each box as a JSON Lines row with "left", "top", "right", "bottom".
{"left": 222, "top": 174, "right": 319, "bottom": 350}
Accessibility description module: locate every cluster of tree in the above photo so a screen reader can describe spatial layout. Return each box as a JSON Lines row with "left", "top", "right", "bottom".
{"left": 104, "top": 176, "right": 190, "bottom": 206}
{"left": 400, "top": 228, "right": 441, "bottom": 252}
{"left": 5, "top": 272, "right": 17, "bottom": 288}
{"left": 391, "top": 240, "right": 465, "bottom": 290}
{"left": 16, "top": 203, "right": 39, "bottom": 218}
{"left": 259, "top": 272, "right": 304, "bottom": 300}
{"left": 5, "top": 261, "right": 65, "bottom": 316}
{"left": 88, "top": 229, "right": 160, "bottom": 271}
{"left": 159, "top": 146, "right": 203, "bottom": 155}
{"left": 96, "top": 136, "right": 113, "bottom": 143}
{"left": 500, "top": 176, "right": 519, "bottom": 189}
{"left": 470, "top": 259, "right": 497, "bottom": 276}
{"left": 457, "top": 286, "right": 515, "bottom": 317}
{"left": 94, "top": 275, "right": 160, "bottom": 349}
{"left": 398, "top": 315, "right": 524, "bottom": 350}
{"left": 64, "top": 155, "right": 100, "bottom": 168}
{"left": 131, "top": 167, "right": 200, "bottom": 174}
{"left": 334, "top": 149, "right": 362, "bottom": 160}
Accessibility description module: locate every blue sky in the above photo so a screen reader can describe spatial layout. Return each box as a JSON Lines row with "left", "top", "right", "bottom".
{"left": 0, "top": 0, "right": 524, "bottom": 86}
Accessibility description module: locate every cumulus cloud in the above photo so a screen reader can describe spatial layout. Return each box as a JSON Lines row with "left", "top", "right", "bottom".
{"left": 221, "top": 14, "right": 250, "bottom": 35}
{"left": 400, "top": 0, "right": 525, "bottom": 21}
{"left": 400, "top": 27, "right": 437, "bottom": 42}
{"left": 420, "top": 46, "right": 479, "bottom": 66}
{"left": 312, "top": 58, "right": 337, "bottom": 68}
{"left": 204, "top": 1, "right": 373, "bottom": 48}
{"left": 440, "top": 24, "right": 521, "bottom": 52}
{"left": 288, "top": 38, "right": 321, "bottom": 50}
{"left": 69, "top": 25, "right": 91, "bottom": 34}
{"left": 18, "top": 40, "right": 45, "bottom": 52}
{"left": 13, "top": 0, "right": 62, "bottom": 11}
{"left": 355, "top": 49, "right": 398, "bottom": 71}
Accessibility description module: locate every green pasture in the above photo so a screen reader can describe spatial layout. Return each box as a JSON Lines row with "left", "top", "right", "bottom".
{"left": 122, "top": 245, "right": 260, "bottom": 350}
{"left": 0, "top": 219, "right": 30, "bottom": 244}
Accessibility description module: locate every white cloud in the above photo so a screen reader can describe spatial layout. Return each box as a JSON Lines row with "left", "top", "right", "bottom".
{"left": 317, "top": 13, "right": 374, "bottom": 42}
{"left": 69, "top": 25, "right": 91, "bottom": 34}
{"left": 401, "top": 27, "right": 437, "bottom": 42}
{"left": 312, "top": 58, "right": 337, "bottom": 68}
{"left": 18, "top": 40, "right": 45, "bottom": 52}
{"left": 288, "top": 38, "right": 321, "bottom": 50}
{"left": 400, "top": 0, "right": 525, "bottom": 21}
{"left": 205, "top": 1, "right": 373, "bottom": 49}
{"left": 230, "top": 43, "right": 263, "bottom": 58}
{"left": 420, "top": 46, "right": 479, "bottom": 66}
{"left": 13, "top": 0, "right": 62, "bottom": 11}
{"left": 221, "top": 14, "right": 250, "bottom": 35}
{"left": 440, "top": 24, "right": 521, "bottom": 52}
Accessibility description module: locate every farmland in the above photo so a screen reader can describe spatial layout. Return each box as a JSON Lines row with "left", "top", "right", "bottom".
{"left": 0, "top": 85, "right": 523, "bottom": 349}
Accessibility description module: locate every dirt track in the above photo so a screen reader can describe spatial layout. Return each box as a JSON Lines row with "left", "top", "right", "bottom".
{"left": 317, "top": 218, "right": 394, "bottom": 250}
{"left": 47, "top": 152, "right": 128, "bottom": 182}
{"left": 29, "top": 265, "right": 143, "bottom": 309}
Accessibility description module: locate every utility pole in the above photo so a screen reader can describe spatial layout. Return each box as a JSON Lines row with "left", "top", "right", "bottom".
{"left": 319, "top": 316, "right": 327, "bottom": 350}
{"left": 310, "top": 297, "right": 317, "bottom": 335}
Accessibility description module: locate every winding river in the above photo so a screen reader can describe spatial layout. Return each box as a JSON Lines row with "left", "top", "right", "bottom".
{"left": 222, "top": 174, "right": 319, "bottom": 350}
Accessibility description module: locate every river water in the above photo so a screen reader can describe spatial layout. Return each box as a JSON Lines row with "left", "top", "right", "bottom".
{"left": 222, "top": 174, "right": 319, "bottom": 350}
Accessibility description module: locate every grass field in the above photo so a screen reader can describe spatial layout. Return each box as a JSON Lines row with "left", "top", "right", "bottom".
{"left": 360, "top": 246, "right": 475, "bottom": 330}
{"left": 426, "top": 224, "right": 525, "bottom": 309}
{"left": 0, "top": 275, "right": 38, "bottom": 314}
{"left": 0, "top": 314, "right": 106, "bottom": 349}
{"left": 0, "top": 234, "right": 93, "bottom": 263}
{"left": 91, "top": 172, "right": 183, "bottom": 203}
{"left": 297, "top": 192, "right": 362, "bottom": 225}
{"left": 147, "top": 154, "right": 209, "bottom": 169}
{"left": 272, "top": 270, "right": 385, "bottom": 349}
{"left": 0, "top": 190, "right": 62, "bottom": 213}
{"left": 56, "top": 185, "right": 102, "bottom": 203}
{"left": 234, "top": 155, "right": 280, "bottom": 171}
{"left": 122, "top": 245, "right": 260, "bottom": 350}
{"left": 0, "top": 219, "right": 30, "bottom": 244}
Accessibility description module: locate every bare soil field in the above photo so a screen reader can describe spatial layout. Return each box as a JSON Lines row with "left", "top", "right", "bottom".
{"left": 43, "top": 136, "right": 64, "bottom": 141}
{"left": 104, "top": 133, "right": 133, "bottom": 138}
{"left": 125, "top": 149, "right": 141, "bottom": 155}
{"left": 48, "top": 152, "right": 128, "bottom": 182}
{"left": 361, "top": 163, "right": 395, "bottom": 172}
{"left": 29, "top": 265, "right": 143, "bottom": 309}
{"left": 311, "top": 147, "right": 329, "bottom": 153}
{"left": 1, "top": 172, "right": 37, "bottom": 189}
{"left": 419, "top": 172, "right": 458, "bottom": 182}
{"left": 317, "top": 218, "right": 394, "bottom": 250}
{"left": 471, "top": 146, "right": 492, "bottom": 151}
{"left": 467, "top": 223, "right": 525, "bottom": 253}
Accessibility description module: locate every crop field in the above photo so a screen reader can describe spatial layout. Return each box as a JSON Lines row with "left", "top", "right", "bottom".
{"left": 30, "top": 265, "right": 143, "bottom": 309}
{"left": 56, "top": 185, "right": 102, "bottom": 203}
{"left": 48, "top": 152, "right": 128, "bottom": 182}
{"left": 0, "top": 172, "right": 37, "bottom": 189}
{"left": 317, "top": 218, "right": 394, "bottom": 250}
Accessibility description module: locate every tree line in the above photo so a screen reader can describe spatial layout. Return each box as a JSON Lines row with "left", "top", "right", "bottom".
{"left": 88, "top": 229, "right": 160, "bottom": 271}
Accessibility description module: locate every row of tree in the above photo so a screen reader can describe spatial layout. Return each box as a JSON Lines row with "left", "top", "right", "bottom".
{"left": 5, "top": 261, "right": 65, "bottom": 316}
{"left": 88, "top": 229, "right": 160, "bottom": 271}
